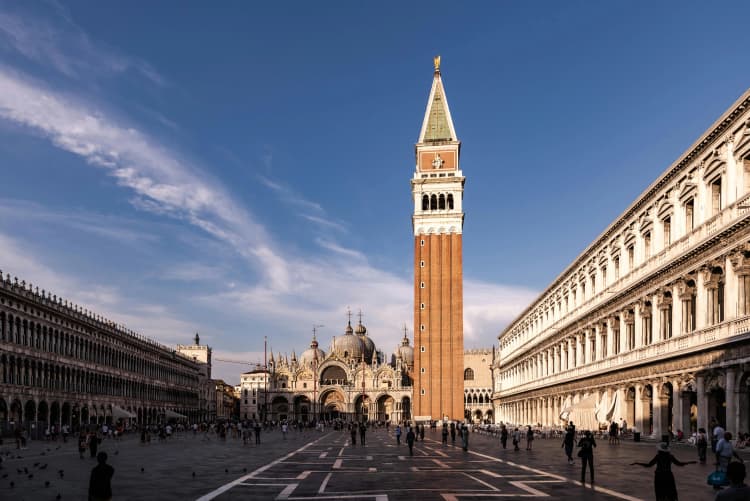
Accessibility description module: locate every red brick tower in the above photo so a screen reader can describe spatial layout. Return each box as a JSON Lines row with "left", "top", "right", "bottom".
{"left": 411, "top": 56, "right": 465, "bottom": 422}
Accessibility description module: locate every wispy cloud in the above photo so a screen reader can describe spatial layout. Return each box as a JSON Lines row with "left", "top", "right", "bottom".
{"left": 0, "top": 66, "right": 290, "bottom": 292}
{"left": 301, "top": 214, "right": 348, "bottom": 232}
{"left": 0, "top": 6, "right": 165, "bottom": 85}
{"left": 258, "top": 174, "right": 325, "bottom": 214}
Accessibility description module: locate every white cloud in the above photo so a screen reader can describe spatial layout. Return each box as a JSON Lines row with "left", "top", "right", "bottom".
{"left": 0, "top": 7, "right": 165, "bottom": 85}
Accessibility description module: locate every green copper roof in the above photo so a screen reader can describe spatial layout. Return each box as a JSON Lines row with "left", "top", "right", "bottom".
{"left": 424, "top": 87, "right": 453, "bottom": 142}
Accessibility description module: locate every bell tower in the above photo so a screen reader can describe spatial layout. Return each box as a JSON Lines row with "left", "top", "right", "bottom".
{"left": 411, "top": 56, "right": 465, "bottom": 422}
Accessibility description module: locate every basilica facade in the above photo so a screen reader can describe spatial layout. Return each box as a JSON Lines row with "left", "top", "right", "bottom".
{"left": 238, "top": 317, "right": 414, "bottom": 424}
{"left": 493, "top": 89, "right": 750, "bottom": 438}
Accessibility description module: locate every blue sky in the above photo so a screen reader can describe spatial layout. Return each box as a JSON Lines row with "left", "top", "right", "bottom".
{"left": 2, "top": 1, "right": 750, "bottom": 383}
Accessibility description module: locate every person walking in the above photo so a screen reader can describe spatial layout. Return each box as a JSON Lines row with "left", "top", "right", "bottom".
{"left": 88, "top": 431, "right": 99, "bottom": 458}
{"left": 711, "top": 418, "right": 725, "bottom": 456}
{"left": 359, "top": 422, "right": 367, "bottom": 446}
{"left": 716, "top": 461, "right": 750, "bottom": 500}
{"left": 406, "top": 426, "right": 416, "bottom": 456}
{"left": 562, "top": 426, "right": 577, "bottom": 464}
{"left": 395, "top": 424, "right": 402, "bottom": 445}
{"left": 460, "top": 424, "right": 469, "bottom": 452}
{"left": 696, "top": 427, "right": 709, "bottom": 464}
{"left": 525, "top": 426, "right": 534, "bottom": 450}
{"left": 281, "top": 422, "right": 288, "bottom": 440}
{"left": 512, "top": 428, "right": 521, "bottom": 451}
{"left": 500, "top": 425, "right": 508, "bottom": 450}
{"left": 631, "top": 442, "right": 695, "bottom": 501}
{"left": 419, "top": 424, "right": 425, "bottom": 442}
{"left": 716, "top": 432, "right": 744, "bottom": 474}
{"left": 254, "top": 421, "right": 261, "bottom": 444}
{"left": 349, "top": 422, "right": 357, "bottom": 446}
{"left": 442, "top": 423, "right": 448, "bottom": 445}
{"left": 88, "top": 451, "right": 115, "bottom": 501}
{"left": 577, "top": 430, "right": 596, "bottom": 485}
{"left": 450, "top": 422, "right": 456, "bottom": 445}
{"left": 78, "top": 431, "right": 88, "bottom": 459}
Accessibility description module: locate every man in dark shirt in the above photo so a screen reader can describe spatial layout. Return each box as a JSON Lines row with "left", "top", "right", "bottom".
{"left": 89, "top": 451, "right": 114, "bottom": 501}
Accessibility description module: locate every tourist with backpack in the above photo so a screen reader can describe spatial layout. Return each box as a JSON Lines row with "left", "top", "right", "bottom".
{"left": 577, "top": 430, "right": 596, "bottom": 485}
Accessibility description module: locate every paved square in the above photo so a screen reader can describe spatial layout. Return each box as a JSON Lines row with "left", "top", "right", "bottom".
{"left": 0, "top": 427, "right": 736, "bottom": 500}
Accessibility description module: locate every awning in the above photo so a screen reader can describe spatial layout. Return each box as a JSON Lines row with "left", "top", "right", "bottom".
{"left": 112, "top": 406, "right": 136, "bottom": 419}
{"left": 559, "top": 395, "right": 598, "bottom": 431}
{"left": 164, "top": 410, "right": 187, "bottom": 419}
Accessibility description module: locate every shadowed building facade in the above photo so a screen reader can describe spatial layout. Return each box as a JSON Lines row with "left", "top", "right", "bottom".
{"left": 411, "top": 57, "right": 465, "bottom": 422}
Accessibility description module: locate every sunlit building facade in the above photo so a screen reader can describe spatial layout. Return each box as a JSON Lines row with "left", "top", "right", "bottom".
{"left": 493, "top": 89, "right": 750, "bottom": 437}
{"left": 0, "top": 272, "right": 202, "bottom": 435}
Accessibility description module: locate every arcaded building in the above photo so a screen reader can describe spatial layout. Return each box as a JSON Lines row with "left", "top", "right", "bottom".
{"left": 239, "top": 316, "right": 414, "bottom": 423}
{"left": 0, "top": 272, "right": 202, "bottom": 435}
{"left": 493, "top": 88, "right": 750, "bottom": 438}
{"left": 411, "top": 57, "right": 465, "bottom": 422}
{"left": 463, "top": 349, "right": 494, "bottom": 423}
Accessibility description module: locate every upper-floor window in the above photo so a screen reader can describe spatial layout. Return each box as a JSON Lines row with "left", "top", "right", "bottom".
{"left": 464, "top": 368, "right": 474, "bottom": 381}
{"left": 627, "top": 245, "right": 635, "bottom": 270}
{"left": 643, "top": 232, "right": 651, "bottom": 259}
{"left": 613, "top": 256, "right": 620, "bottom": 280}
{"left": 710, "top": 177, "right": 722, "bottom": 216}
{"left": 663, "top": 217, "right": 671, "bottom": 247}
{"left": 685, "top": 198, "right": 695, "bottom": 232}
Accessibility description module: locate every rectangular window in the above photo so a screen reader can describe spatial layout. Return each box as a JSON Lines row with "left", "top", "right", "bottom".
{"left": 420, "top": 282, "right": 425, "bottom": 289}
{"left": 420, "top": 389, "right": 425, "bottom": 395}
{"left": 420, "top": 346, "right": 425, "bottom": 352}
{"left": 420, "top": 303, "right": 425, "bottom": 309}
{"left": 628, "top": 246, "right": 634, "bottom": 270}
{"left": 420, "top": 367, "right": 425, "bottom": 373}
{"left": 685, "top": 199, "right": 694, "bottom": 232}
{"left": 644, "top": 232, "right": 651, "bottom": 259}
{"left": 420, "top": 260, "right": 425, "bottom": 267}
{"left": 663, "top": 217, "right": 671, "bottom": 247}
{"left": 614, "top": 256, "right": 620, "bottom": 280}
{"left": 711, "top": 178, "right": 722, "bottom": 215}
{"left": 602, "top": 266, "right": 607, "bottom": 287}
{"left": 420, "top": 239, "right": 425, "bottom": 246}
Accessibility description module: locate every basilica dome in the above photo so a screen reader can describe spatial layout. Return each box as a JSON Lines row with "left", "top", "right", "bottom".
{"left": 299, "top": 335, "right": 326, "bottom": 368}
{"left": 333, "top": 321, "right": 364, "bottom": 360}
{"left": 396, "top": 331, "right": 414, "bottom": 368}
{"left": 355, "top": 321, "right": 376, "bottom": 364}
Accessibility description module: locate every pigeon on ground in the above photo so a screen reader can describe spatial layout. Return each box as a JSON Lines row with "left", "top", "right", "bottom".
{"left": 16, "top": 468, "right": 22, "bottom": 474}
{"left": 23, "top": 467, "right": 28, "bottom": 474}
{"left": 225, "top": 468, "right": 228, "bottom": 473}
{"left": 56, "top": 494, "right": 61, "bottom": 500}
{"left": 27, "top": 474, "right": 33, "bottom": 479}
{"left": 33, "top": 462, "right": 39, "bottom": 467}
{"left": 39, "top": 464, "right": 48, "bottom": 470}
{"left": 192, "top": 472, "right": 195, "bottom": 478}
{"left": 10, "top": 481, "right": 14, "bottom": 487}
{"left": 1, "top": 473, "right": 7, "bottom": 478}
{"left": 45, "top": 480, "right": 50, "bottom": 487}
{"left": 140, "top": 467, "right": 144, "bottom": 473}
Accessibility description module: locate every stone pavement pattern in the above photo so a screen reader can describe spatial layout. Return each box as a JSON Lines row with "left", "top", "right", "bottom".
{"left": 0, "top": 427, "right": 738, "bottom": 500}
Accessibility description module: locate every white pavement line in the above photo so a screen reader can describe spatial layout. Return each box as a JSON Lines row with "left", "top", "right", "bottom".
{"left": 277, "top": 483, "right": 298, "bottom": 499}
{"left": 432, "top": 459, "right": 449, "bottom": 468}
{"left": 368, "top": 467, "right": 377, "bottom": 472}
{"left": 338, "top": 447, "right": 345, "bottom": 456}
{"left": 195, "top": 434, "right": 330, "bottom": 501}
{"left": 333, "top": 458, "right": 343, "bottom": 469}
{"left": 433, "top": 448, "right": 449, "bottom": 457}
{"left": 319, "top": 452, "right": 328, "bottom": 458}
{"left": 462, "top": 472, "right": 500, "bottom": 491}
{"left": 466, "top": 449, "right": 644, "bottom": 500}
{"left": 366, "top": 455, "right": 373, "bottom": 460}
{"left": 297, "top": 471, "right": 311, "bottom": 480}
{"left": 509, "top": 480, "right": 561, "bottom": 496}
{"left": 318, "top": 472, "right": 332, "bottom": 493}
{"left": 480, "top": 469, "right": 502, "bottom": 478}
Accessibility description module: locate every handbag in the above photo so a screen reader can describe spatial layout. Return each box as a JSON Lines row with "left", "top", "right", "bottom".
{"left": 707, "top": 469, "right": 729, "bottom": 487}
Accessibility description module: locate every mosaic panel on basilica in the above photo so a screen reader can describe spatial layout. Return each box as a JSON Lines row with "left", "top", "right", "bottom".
{"left": 493, "top": 89, "right": 750, "bottom": 439}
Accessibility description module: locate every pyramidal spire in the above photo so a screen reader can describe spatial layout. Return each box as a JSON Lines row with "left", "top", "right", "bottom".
{"left": 418, "top": 55, "right": 458, "bottom": 144}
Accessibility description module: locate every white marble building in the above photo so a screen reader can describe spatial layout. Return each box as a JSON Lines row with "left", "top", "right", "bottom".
{"left": 493, "top": 88, "right": 750, "bottom": 438}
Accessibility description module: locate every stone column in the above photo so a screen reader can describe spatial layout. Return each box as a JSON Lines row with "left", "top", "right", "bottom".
{"left": 724, "top": 253, "right": 738, "bottom": 320}
{"left": 651, "top": 383, "right": 663, "bottom": 438}
{"left": 726, "top": 368, "right": 737, "bottom": 435}
{"left": 634, "top": 384, "right": 645, "bottom": 434}
{"left": 672, "top": 282, "right": 683, "bottom": 335}
{"left": 672, "top": 380, "right": 684, "bottom": 436}
{"left": 652, "top": 292, "right": 662, "bottom": 343}
{"left": 696, "top": 269, "right": 707, "bottom": 329}
{"left": 619, "top": 313, "right": 628, "bottom": 353}
{"left": 606, "top": 318, "right": 614, "bottom": 357}
{"left": 697, "top": 375, "right": 707, "bottom": 432}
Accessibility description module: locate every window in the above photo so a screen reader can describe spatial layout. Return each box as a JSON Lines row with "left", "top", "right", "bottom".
{"left": 685, "top": 199, "right": 694, "bottom": 232}
{"left": 420, "top": 389, "right": 425, "bottom": 395}
{"left": 464, "top": 368, "right": 474, "bottom": 380}
{"left": 420, "top": 367, "right": 425, "bottom": 373}
{"left": 420, "top": 346, "right": 425, "bottom": 352}
{"left": 447, "top": 194, "right": 454, "bottom": 209}
{"left": 421, "top": 195, "right": 429, "bottom": 211}
{"left": 644, "top": 232, "right": 651, "bottom": 259}
{"left": 420, "top": 324, "right": 425, "bottom": 331}
{"left": 613, "top": 256, "right": 620, "bottom": 280}
{"left": 420, "top": 282, "right": 425, "bottom": 289}
{"left": 627, "top": 246, "right": 635, "bottom": 270}
{"left": 430, "top": 194, "right": 437, "bottom": 210}
{"left": 420, "top": 303, "right": 425, "bottom": 309}
{"left": 711, "top": 178, "right": 722, "bottom": 216}
{"left": 420, "top": 239, "right": 425, "bottom": 246}
{"left": 438, "top": 194, "right": 446, "bottom": 210}
{"left": 663, "top": 217, "right": 671, "bottom": 247}
{"left": 602, "top": 266, "right": 607, "bottom": 287}
{"left": 303, "top": 383, "right": 307, "bottom": 388}
{"left": 420, "top": 260, "right": 425, "bottom": 267}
